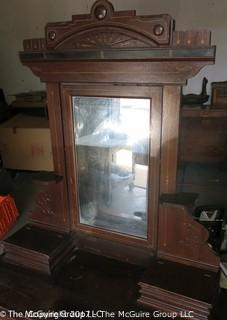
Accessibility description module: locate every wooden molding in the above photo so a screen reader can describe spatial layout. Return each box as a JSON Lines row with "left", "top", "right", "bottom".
{"left": 22, "top": 60, "right": 213, "bottom": 85}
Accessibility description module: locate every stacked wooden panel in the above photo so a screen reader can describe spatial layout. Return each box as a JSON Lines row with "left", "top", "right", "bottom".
{"left": 138, "top": 259, "right": 219, "bottom": 320}
{"left": 2, "top": 224, "right": 76, "bottom": 275}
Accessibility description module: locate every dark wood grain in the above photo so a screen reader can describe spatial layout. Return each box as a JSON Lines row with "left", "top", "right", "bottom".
{"left": 37, "top": 83, "right": 70, "bottom": 232}
{"left": 160, "top": 86, "right": 181, "bottom": 194}
{"left": 21, "top": 60, "right": 213, "bottom": 85}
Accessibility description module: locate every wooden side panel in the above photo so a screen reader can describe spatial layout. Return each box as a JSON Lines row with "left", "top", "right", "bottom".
{"left": 179, "top": 109, "right": 227, "bottom": 163}
{"left": 160, "top": 86, "right": 181, "bottom": 194}
{"left": 158, "top": 204, "right": 220, "bottom": 271}
{"left": 29, "top": 83, "right": 70, "bottom": 232}
{"left": 148, "top": 87, "right": 162, "bottom": 250}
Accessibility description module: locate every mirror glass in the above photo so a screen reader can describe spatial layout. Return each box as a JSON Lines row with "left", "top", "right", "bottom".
{"left": 73, "top": 96, "right": 150, "bottom": 238}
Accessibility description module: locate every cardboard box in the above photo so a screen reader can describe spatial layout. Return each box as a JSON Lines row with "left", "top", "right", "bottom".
{"left": 0, "top": 115, "right": 54, "bottom": 171}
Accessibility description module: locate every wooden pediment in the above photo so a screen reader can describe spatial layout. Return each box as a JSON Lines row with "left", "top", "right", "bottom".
{"left": 45, "top": 0, "right": 173, "bottom": 50}
{"left": 21, "top": 0, "right": 215, "bottom": 85}
{"left": 23, "top": 0, "right": 174, "bottom": 51}
{"left": 23, "top": 0, "right": 212, "bottom": 53}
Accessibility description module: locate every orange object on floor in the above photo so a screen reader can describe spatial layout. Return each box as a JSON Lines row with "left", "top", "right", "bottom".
{"left": 0, "top": 196, "right": 18, "bottom": 239}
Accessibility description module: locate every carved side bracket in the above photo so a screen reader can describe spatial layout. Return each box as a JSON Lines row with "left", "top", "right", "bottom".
{"left": 158, "top": 201, "right": 220, "bottom": 271}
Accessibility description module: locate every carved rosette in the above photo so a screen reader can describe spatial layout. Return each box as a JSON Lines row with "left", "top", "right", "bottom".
{"left": 91, "top": 0, "right": 114, "bottom": 21}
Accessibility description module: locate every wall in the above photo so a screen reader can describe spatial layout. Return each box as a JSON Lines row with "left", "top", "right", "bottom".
{"left": 0, "top": 0, "right": 227, "bottom": 103}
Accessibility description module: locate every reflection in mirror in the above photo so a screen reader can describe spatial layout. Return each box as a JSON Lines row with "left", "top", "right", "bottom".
{"left": 73, "top": 97, "right": 150, "bottom": 239}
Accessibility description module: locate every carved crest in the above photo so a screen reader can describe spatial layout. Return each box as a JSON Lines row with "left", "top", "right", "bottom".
{"left": 22, "top": 0, "right": 212, "bottom": 53}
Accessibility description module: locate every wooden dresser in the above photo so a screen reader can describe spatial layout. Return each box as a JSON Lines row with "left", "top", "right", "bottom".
{"left": 1, "top": 1, "right": 222, "bottom": 319}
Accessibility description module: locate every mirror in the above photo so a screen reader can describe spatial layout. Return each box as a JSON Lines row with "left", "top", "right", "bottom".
{"left": 73, "top": 96, "right": 150, "bottom": 238}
